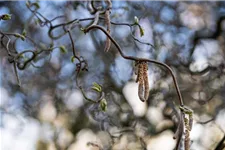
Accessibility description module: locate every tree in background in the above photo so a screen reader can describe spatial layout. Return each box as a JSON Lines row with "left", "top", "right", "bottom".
{"left": 0, "top": 1, "right": 225, "bottom": 150}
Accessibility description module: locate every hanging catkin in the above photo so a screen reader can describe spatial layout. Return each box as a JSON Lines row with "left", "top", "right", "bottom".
{"left": 143, "top": 62, "right": 149, "bottom": 100}
{"left": 135, "top": 61, "right": 149, "bottom": 102}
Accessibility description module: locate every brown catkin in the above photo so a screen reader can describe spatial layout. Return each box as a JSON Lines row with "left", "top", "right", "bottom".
{"left": 143, "top": 62, "right": 149, "bottom": 100}
{"left": 137, "top": 62, "right": 144, "bottom": 83}
{"left": 135, "top": 61, "right": 150, "bottom": 102}
{"left": 185, "top": 129, "right": 190, "bottom": 150}
{"left": 184, "top": 117, "right": 190, "bottom": 150}
{"left": 137, "top": 62, "right": 145, "bottom": 101}
{"left": 138, "top": 81, "right": 145, "bottom": 102}
{"left": 189, "top": 114, "right": 193, "bottom": 131}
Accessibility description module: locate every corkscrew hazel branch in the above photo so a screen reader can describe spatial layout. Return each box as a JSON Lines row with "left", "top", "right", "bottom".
{"left": 83, "top": 25, "right": 184, "bottom": 106}
{"left": 83, "top": 24, "right": 194, "bottom": 150}
{"left": 2, "top": 2, "right": 196, "bottom": 149}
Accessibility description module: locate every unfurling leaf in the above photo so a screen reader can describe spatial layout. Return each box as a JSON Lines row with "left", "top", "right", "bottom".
{"left": 59, "top": 46, "right": 67, "bottom": 54}
{"left": 100, "top": 98, "right": 107, "bottom": 112}
{"left": 91, "top": 82, "right": 102, "bottom": 92}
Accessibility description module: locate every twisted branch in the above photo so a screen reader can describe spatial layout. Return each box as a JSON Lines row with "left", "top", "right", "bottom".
{"left": 83, "top": 24, "right": 190, "bottom": 150}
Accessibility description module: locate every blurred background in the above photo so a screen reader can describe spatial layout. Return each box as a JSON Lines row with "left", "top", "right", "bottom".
{"left": 0, "top": 1, "right": 225, "bottom": 150}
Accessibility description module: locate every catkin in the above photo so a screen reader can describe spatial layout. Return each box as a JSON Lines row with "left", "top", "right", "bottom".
{"left": 189, "top": 113, "right": 193, "bottom": 131}
{"left": 184, "top": 117, "right": 191, "bottom": 150}
{"left": 185, "top": 129, "right": 190, "bottom": 150}
{"left": 138, "top": 81, "right": 145, "bottom": 102}
{"left": 143, "top": 62, "right": 149, "bottom": 100}
{"left": 135, "top": 61, "right": 149, "bottom": 102}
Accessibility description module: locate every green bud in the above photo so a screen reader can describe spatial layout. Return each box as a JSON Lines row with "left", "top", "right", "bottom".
{"left": 139, "top": 26, "right": 144, "bottom": 37}
{"left": 134, "top": 16, "right": 139, "bottom": 24}
{"left": 100, "top": 98, "right": 107, "bottom": 112}
{"left": 1, "top": 14, "right": 11, "bottom": 20}
{"left": 71, "top": 56, "right": 75, "bottom": 63}
{"left": 59, "top": 46, "right": 67, "bottom": 54}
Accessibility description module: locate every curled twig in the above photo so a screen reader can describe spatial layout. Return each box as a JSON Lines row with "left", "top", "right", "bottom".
{"left": 1, "top": 3, "right": 196, "bottom": 149}
{"left": 87, "top": 1, "right": 95, "bottom": 14}
{"left": 16, "top": 50, "right": 36, "bottom": 70}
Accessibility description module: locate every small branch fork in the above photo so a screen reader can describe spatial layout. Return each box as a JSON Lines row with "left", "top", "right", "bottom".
{"left": 0, "top": 1, "right": 193, "bottom": 149}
